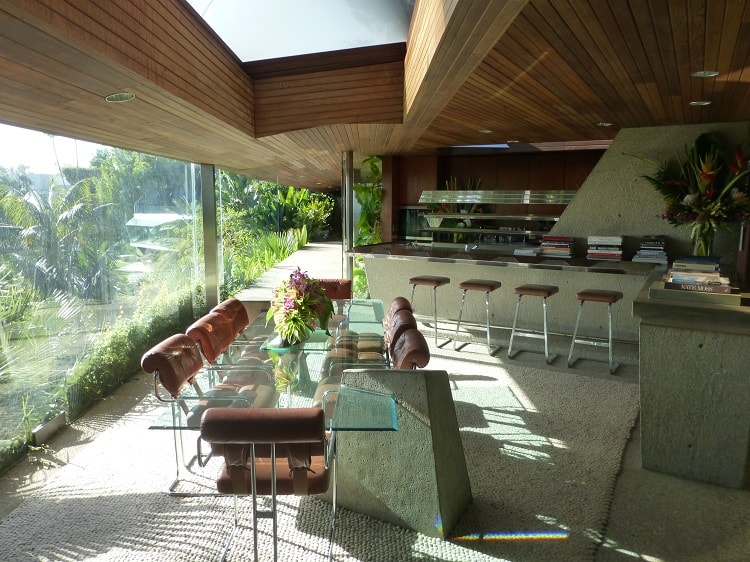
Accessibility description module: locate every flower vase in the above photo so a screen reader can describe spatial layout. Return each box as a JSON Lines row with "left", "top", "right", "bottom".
{"left": 691, "top": 223, "right": 716, "bottom": 257}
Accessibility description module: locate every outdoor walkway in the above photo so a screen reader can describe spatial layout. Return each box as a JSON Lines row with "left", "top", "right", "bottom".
{"left": 235, "top": 241, "right": 347, "bottom": 302}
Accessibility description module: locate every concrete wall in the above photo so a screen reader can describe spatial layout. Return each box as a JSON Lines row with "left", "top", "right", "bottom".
{"left": 364, "top": 256, "right": 650, "bottom": 343}
{"left": 555, "top": 121, "right": 750, "bottom": 276}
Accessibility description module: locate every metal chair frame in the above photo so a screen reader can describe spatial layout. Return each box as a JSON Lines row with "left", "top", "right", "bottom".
{"left": 202, "top": 408, "right": 337, "bottom": 562}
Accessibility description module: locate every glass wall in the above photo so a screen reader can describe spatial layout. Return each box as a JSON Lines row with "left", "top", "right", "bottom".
{"left": 0, "top": 125, "right": 204, "bottom": 471}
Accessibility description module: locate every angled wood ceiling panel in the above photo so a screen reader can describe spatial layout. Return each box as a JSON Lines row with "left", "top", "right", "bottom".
{"left": 253, "top": 61, "right": 404, "bottom": 137}
{"left": 0, "top": 0, "right": 748, "bottom": 190}
{"left": 417, "top": 0, "right": 750, "bottom": 152}
{"left": 4, "top": 0, "right": 254, "bottom": 134}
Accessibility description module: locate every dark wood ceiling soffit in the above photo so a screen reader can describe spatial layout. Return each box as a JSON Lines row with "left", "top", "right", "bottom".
{"left": 390, "top": 0, "right": 529, "bottom": 153}
{"left": 2, "top": 0, "right": 255, "bottom": 139}
{"left": 244, "top": 44, "right": 406, "bottom": 138}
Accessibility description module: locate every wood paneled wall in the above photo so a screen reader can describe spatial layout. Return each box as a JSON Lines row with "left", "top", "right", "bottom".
{"left": 381, "top": 149, "right": 603, "bottom": 242}
{"left": 390, "top": 150, "right": 603, "bottom": 206}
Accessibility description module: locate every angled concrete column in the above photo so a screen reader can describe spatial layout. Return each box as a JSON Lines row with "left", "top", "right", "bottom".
{"left": 334, "top": 369, "right": 472, "bottom": 538}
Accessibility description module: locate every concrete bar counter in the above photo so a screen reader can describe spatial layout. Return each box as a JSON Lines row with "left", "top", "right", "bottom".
{"left": 351, "top": 242, "right": 658, "bottom": 343}
{"left": 633, "top": 284, "right": 750, "bottom": 489}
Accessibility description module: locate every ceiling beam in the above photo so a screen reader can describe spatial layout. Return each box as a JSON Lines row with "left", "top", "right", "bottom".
{"left": 390, "top": 0, "right": 528, "bottom": 152}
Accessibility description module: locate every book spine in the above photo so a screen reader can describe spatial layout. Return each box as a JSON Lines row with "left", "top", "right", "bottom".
{"left": 663, "top": 281, "right": 733, "bottom": 294}
{"left": 669, "top": 272, "right": 723, "bottom": 283}
{"left": 671, "top": 263, "right": 719, "bottom": 272}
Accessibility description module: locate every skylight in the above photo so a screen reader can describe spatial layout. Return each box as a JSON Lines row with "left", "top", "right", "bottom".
{"left": 186, "top": 0, "right": 414, "bottom": 62}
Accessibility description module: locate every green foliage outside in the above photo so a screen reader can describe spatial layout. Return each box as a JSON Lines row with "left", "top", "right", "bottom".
{"left": 220, "top": 174, "right": 333, "bottom": 242}
{"left": 352, "top": 156, "right": 383, "bottom": 298}
{"left": 218, "top": 172, "right": 331, "bottom": 298}
{"left": 0, "top": 149, "right": 329, "bottom": 475}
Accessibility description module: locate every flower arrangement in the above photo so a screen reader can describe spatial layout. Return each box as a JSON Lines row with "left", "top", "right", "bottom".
{"left": 641, "top": 132, "right": 749, "bottom": 255}
{"left": 266, "top": 267, "right": 334, "bottom": 345}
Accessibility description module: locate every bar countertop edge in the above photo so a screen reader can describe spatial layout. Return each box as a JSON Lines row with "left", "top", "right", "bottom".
{"left": 349, "top": 242, "right": 658, "bottom": 275}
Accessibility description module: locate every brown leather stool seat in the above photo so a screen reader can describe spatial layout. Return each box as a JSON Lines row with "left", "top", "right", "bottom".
{"left": 507, "top": 284, "right": 559, "bottom": 364}
{"left": 454, "top": 279, "right": 502, "bottom": 355}
{"left": 567, "top": 289, "right": 623, "bottom": 374}
{"left": 409, "top": 276, "right": 451, "bottom": 346}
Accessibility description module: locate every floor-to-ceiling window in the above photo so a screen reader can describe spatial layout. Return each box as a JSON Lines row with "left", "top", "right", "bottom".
{"left": 0, "top": 124, "right": 204, "bottom": 472}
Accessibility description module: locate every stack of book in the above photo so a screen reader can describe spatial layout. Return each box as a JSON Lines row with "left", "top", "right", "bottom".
{"left": 538, "top": 235, "right": 574, "bottom": 258}
{"left": 586, "top": 235, "right": 623, "bottom": 261}
{"left": 632, "top": 235, "right": 668, "bottom": 266}
{"left": 649, "top": 256, "right": 741, "bottom": 305}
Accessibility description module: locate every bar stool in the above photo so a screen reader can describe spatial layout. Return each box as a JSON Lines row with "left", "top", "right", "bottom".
{"left": 507, "top": 284, "right": 559, "bottom": 364}
{"left": 567, "top": 289, "right": 623, "bottom": 374}
{"left": 409, "top": 275, "right": 451, "bottom": 346}
{"left": 454, "top": 279, "right": 502, "bottom": 355}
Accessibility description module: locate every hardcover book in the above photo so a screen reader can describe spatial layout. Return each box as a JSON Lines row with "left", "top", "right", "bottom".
{"left": 649, "top": 282, "right": 741, "bottom": 306}
{"left": 663, "top": 281, "right": 737, "bottom": 294}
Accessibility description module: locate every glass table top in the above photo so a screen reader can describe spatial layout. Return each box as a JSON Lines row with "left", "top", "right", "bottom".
{"left": 148, "top": 299, "right": 390, "bottom": 431}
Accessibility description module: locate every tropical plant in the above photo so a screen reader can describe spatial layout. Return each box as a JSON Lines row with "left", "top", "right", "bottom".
{"left": 293, "top": 192, "right": 333, "bottom": 240}
{"left": 640, "top": 132, "right": 750, "bottom": 255}
{"left": 351, "top": 156, "right": 383, "bottom": 298}
{"left": 0, "top": 177, "right": 126, "bottom": 301}
{"left": 266, "top": 267, "right": 334, "bottom": 345}
{"left": 245, "top": 182, "right": 333, "bottom": 239}
{"left": 353, "top": 156, "right": 383, "bottom": 247}
{"left": 220, "top": 228, "right": 306, "bottom": 299}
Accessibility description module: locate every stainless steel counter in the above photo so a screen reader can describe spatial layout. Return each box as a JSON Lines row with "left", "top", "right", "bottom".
{"left": 350, "top": 242, "right": 656, "bottom": 276}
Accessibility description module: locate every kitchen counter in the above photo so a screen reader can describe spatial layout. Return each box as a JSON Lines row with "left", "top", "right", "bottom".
{"left": 351, "top": 243, "right": 660, "bottom": 343}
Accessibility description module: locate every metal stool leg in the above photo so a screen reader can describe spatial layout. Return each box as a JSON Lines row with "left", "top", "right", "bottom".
{"left": 607, "top": 303, "right": 618, "bottom": 374}
{"left": 541, "top": 297, "right": 557, "bottom": 364}
{"left": 454, "top": 289, "right": 468, "bottom": 350}
{"left": 410, "top": 283, "right": 416, "bottom": 304}
{"left": 567, "top": 301, "right": 585, "bottom": 367}
{"left": 432, "top": 286, "right": 438, "bottom": 346}
{"left": 484, "top": 290, "right": 492, "bottom": 354}
{"left": 507, "top": 295, "right": 523, "bottom": 358}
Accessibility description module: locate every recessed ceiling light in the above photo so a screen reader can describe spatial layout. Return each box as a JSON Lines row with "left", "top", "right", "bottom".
{"left": 104, "top": 92, "right": 136, "bottom": 103}
{"left": 691, "top": 70, "right": 719, "bottom": 78}
{"left": 689, "top": 100, "right": 712, "bottom": 106}
{"left": 596, "top": 122, "right": 612, "bottom": 127}
{"left": 506, "top": 139, "right": 519, "bottom": 143}
{"left": 477, "top": 129, "right": 492, "bottom": 134}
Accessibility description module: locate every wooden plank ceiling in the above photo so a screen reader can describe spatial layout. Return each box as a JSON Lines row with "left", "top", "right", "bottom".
{"left": 0, "top": 0, "right": 748, "bottom": 191}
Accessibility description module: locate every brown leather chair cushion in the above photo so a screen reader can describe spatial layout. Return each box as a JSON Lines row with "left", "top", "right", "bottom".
{"left": 185, "top": 311, "right": 237, "bottom": 363}
{"left": 384, "top": 297, "right": 412, "bottom": 334}
{"left": 201, "top": 407, "right": 329, "bottom": 495}
{"left": 217, "top": 452, "right": 329, "bottom": 495}
{"left": 389, "top": 309, "right": 418, "bottom": 354}
{"left": 140, "top": 333, "right": 203, "bottom": 398}
{"left": 185, "top": 381, "right": 278, "bottom": 427}
{"left": 391, "top": 328, "right": 430, "bottom": 369}
{"left": 210, "top": 298, "right": 250, "bottom": 338}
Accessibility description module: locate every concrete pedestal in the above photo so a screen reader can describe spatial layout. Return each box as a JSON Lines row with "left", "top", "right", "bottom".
{"left": 634, "top": 284, "right": 750, "bottom": 489}
{"left": 334, "top": 369, "right": 472, "bottom": 538}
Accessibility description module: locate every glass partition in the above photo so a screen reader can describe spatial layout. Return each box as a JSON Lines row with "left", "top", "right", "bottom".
{"left": 0, "top": 125, "right": 204, "bottom": 471}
